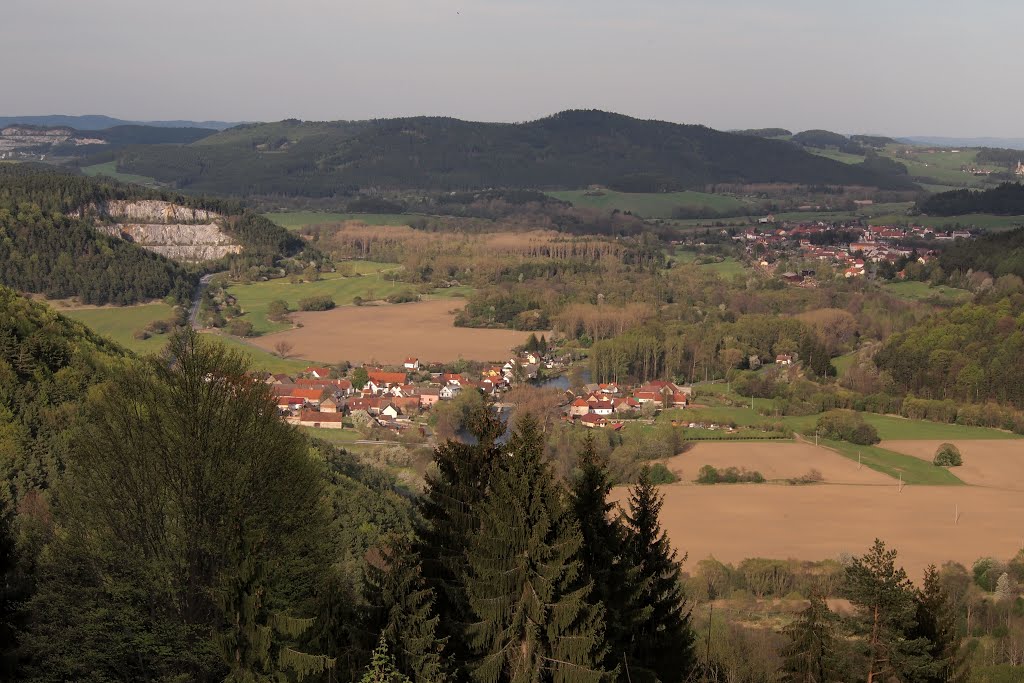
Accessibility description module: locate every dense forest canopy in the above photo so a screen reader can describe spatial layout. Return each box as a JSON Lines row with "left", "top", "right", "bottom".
{"left": 918, "top": 183, "right": 1024, "bottom": 216}
{"left": 111, "top": 110, "right": 917, "bottom": 196}
{"left": 791, "top": 129, "right": 866, "bottom": 155}
{"left": 938, "top": 227, "right": 1024, "bottom": 279}
{"left": 0, "top": 165, "right": 316, "bottom": 303}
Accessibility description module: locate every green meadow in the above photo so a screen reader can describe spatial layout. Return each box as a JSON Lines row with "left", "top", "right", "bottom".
{"left": 820, "top": 439, "right": 964, "bottom": 485}
{"left": 263, "top": 212, "right": 414, "bottom": 230}
{"left": 81, "top": 161, "right": 161, "bottom": 187}
{"left": 882, "top": 281, "right": 972, "bottom": 305}
{"left": 547, "top": 189, "right": 752, "bottom": 218}
{"left": 63, "top": 302, "right": 176, "bottom": 354}
{"left": 227, "top": 262, "right": 408, "bottom": 334}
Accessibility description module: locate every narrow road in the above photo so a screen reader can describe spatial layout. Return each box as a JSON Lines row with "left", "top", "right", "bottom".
{"left": 189, "top": 273, "right": 215, "bottom": 329}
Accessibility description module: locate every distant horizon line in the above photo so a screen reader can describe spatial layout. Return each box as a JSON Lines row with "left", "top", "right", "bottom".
{"left": 2, "top": 110, "right": 1022, "bottom": 142}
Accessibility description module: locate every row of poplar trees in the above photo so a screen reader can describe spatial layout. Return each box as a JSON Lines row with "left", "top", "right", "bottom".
{"left": 367, "top": 408, "right": 695, "bottom": 682}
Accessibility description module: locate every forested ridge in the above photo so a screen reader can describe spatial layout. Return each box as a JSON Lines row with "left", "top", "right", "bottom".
{"left": 112, "top": 110, "right": 917, "bottom": 197}
{"left": 918, "top": 182, "right": 1024, "bottom": 216}
{"left": 0, "top": 165, "right": 315, "bottom": 304}
{"left": 938, "top": 227, "right": 1024, "bottom": 279}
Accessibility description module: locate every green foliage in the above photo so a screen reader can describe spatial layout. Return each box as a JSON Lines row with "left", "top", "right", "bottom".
{"left": 416, "top": 407, "right": 505, "bottom": 670}
{"left": 0, "top": 286, "right": 128, "bottom": 506}
{"left": 919, "top": 183, "right": 1024, "bottom": 217}
{"left": 911, "top": 565, "right": 969, "bottom": 683}
{"left": 843, "top": 539, "right": 938, "bottom": 682}
{"left": 815, "top": 409, "right": 880, "bottom": 445}
{"left": 875, "top": 296, "right": 1024, "bottom": 408}
{"left": 933, "top": 443, "right": 963, "bottom": 467}
{"left": 24, "top": 329, "right": 331, "bottom": 680}
{"left": 695, "top": 465, "right": 765, "bottom": 484}
{"left": 351, "top": 367, "right": 369, "bottom": 390}
{"left": 0, "top": 165, "right": 196, "bottom": 304}
{"left": 779, "top": 593, "right": 845, "bottom": 683}
{"left": 792, "top": 129, "right": 865, "bottom": 155}
{"left": 298, "top": 295, "right": 336, "bottom": 311}
{"left": 385, "top": 290, "right": 421, "bottom": 304}
{"left": 114, "top": 110, "right": 913, "bottom": 197}
{"left": 938, "top": 226, "right": 1024, "bottom": 279}
{"left": 621, "top": 467, "right": 696, "bottom": 682}
{"left": 363, "top": 537, "right": 450, "bottom": 681}
{"left": 360, "top": 637, "right": 412, "bottom": 683}
{"left": 227, "top": 318, "right": 256, "bottom": 337}
{"left": 465, "top": 414, "right": 607, "bottom": 682}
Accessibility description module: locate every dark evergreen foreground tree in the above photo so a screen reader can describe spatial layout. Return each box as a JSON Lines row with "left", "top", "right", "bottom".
{"left": 0, "top": 503, "right": 20, "bottom": 678}
{"left": 24, "top": 330, "right": 332, "bottom": 681}
{"left": 621, "top": 468, "right": 695, "bottom": 683}
{"left": 911, "top": 565, "right": 968, "bottom": 683}
{"left": 416, "top": 405, "right": 504, "bottom": 669}
{"left": 466, "top": 415, "right": 607, "bottom": 683}
{"left": 844, "top": 539, "right": 936, "bottom": 683}
{"left": 571, "top": 433, "right": 640, "bottom": 677}
{"left": 780, "top": 593, "right": 844, "bottom": 683}
{"left": 365, "top": 536, "right": 450, "bottom": 681}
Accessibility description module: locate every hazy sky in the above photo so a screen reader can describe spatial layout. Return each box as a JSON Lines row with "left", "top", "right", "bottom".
{"left": 3, "top": 0, "right": 1020, "bottom": 136}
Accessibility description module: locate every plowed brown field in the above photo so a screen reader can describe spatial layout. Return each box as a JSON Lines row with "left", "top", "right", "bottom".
{"left": 612, "top": 483, "right": 1024, "bottom": 581}
{"left": 880, "top": 440, "right": 1024, "bottom": 490}
{"left": 250, "top": 300, "right": 546, "bottom": 364}
{"left": 663, "top": 441, "right": 892, "bottom": 485}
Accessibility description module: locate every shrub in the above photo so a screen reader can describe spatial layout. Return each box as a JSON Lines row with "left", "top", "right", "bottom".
{"left": 267, "top": 299, "right": 291, "bottom": 321}
{"left": 646, "top": 463, "right": 678, "bottom": 485}
{"left": 132, "top": 328, "right": 151, "bottom": 340}
{"left": 696, "top": 465, "right": 765, "bottom": 484}
{"left": 298, "top": 295, "right": 336, "bottom": 312}
{"left": 815, "top": 409, "right": 880, "bottom": 445}
{"left": 226, "top": 319, "right": 255, "bottom": 337}
{"left": 385, "top": 290, "right": 420, "bottom": 304}
{"left": 933, "top": 442, "right": 963, "bottom": 467}
{"left": 787, "top": 468, "right": 824, "bottom": 485}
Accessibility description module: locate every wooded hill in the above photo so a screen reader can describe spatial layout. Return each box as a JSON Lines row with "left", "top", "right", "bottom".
{"left": 110, "top": 110, "right": 919, "bottom": 197}
{"left": 0, "top": 164, "right": 315, "bottom": 305}
{"left": 918, "top": 182, "right": 1024, "bottom": 216}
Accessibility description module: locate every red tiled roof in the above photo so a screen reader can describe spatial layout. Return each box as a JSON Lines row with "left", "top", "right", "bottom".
{"left": 368, "top": 371, "right": 408, "bottom": 385}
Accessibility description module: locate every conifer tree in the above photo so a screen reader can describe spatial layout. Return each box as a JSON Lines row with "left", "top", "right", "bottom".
{"left": 416, "top": 404, "right": 504, "bottom": 669}
{"left": 465, "top": 414, "right": 607, "bottom": 683}
{"left": 621, "top": 467, "right": 695, "bottom": 683}
{"left": 361, "top": 637, "right": 413, "bottom": 683}
{"left": 0, "top": 502, "right": 19, "bottom": 678}
{"left": 365, "top": 536, "right": 451, "bottom": 682}
{"left": 214, "top": 523, "right": 334, "bottom": 683}
{"left": 911, "top": 564, "right": 968, "bottom": 683}
{"left": 844, "top": 539, "right": 936, "bottom": 683}
{"left": 571, "top": 433, "right": 637, "bottom": 674}
{"left": 780, "top": 593, "right": 844, "bottom": 683}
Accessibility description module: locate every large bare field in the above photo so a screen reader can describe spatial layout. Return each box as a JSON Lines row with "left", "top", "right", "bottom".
{"left": 880, "top": 440, "right": 1024, "bottom": 490}
{"left": 612, "top": 483, "right": 1024, "bottom": 581}
{"left": 664, "top": 441, "right": 893, "bottom": 485}
{"left": 251, "top": 299, "right": 544, "bottom": 364}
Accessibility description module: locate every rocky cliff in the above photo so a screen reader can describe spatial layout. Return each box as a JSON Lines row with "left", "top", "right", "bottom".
{"left": 82, "top": 200, "right": 241, "bottom": 262}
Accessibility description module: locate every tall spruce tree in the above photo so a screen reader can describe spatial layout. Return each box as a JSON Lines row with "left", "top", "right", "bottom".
{"left": 416, "top": 405, "right": 505, "bottom": 670}
{"left": 214, "top": 523, "right": 334, "bottom": 682}
{"left": 465, "top": 414, "right": 608, "bottom": 683}
{"left": 911, "top": 564, "right": 968, "bottom": 683}
{"left": 621, "top": 467, "right": 695, "bottom": 683}
{"left": 780, "top": 593, "right": 844, "bottom": 683}
{"left": 0, "top": 502, "right": 19, "bottom": 678}
{"left": 571, "top": 433, "right": 637, "bottom": 675}
{"left": 844, "top": 539, "right": 937, "bottom": 683}
{"left": 364, "top": 536, "right": 451, "bottom": 681}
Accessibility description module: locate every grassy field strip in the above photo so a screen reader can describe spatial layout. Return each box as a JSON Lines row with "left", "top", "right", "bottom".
{"left": 228, "top": 265, "right": 408, "bottom": 335}
{"left": 263, "top": 212, "right": 414, "bottom": 230}
{"left": 818, "top": 439, "right": 963, "bottom": 485}
{"left": 547, "top": 189, "right": 752, "bottom": 218}
{"left": 882, "top": 281, "right": 972, "bottom": 304}
{"left": 81, "top": 161, "right": 161, "bottom": 187}
{"left": 199, "top": 332, "right": 315, "bottom": 373}
{"left": 63, "top": 302, "right": 175, "bottom": 354}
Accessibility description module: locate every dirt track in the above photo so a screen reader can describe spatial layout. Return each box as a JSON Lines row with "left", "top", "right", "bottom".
{"left": 251, "top": 299, "right": 546, "bottom": 364}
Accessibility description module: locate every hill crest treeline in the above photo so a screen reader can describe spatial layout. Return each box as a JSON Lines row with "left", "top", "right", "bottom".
{"left": 112, "top": 110, "right": 918, "bottom": 197}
